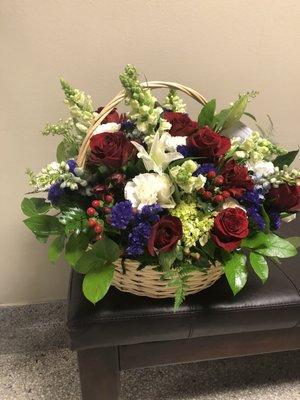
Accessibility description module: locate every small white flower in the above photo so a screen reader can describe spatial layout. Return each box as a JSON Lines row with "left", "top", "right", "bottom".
{"left": 246, "top": 160, "right": 275, "bottom": 179}
{"left": 131, "top": 131, "right": 183, "bottom": 174}
{"left": 124, "top": 173, "right": 175, "bottom": 210}
{"left": 221, "top": 198, "right": 246, "bottom": 211}
{"left": 93, "top": 122, "right": 121, "bottom": 136}
{"left": 164, "top": 135, "right": 187, "bottom": 152}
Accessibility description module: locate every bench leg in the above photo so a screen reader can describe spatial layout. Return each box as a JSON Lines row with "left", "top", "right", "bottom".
{"left": 77, "top": 346, "right": 120, "bottom": 400}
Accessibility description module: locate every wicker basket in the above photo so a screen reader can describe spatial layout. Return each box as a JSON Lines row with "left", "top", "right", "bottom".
{"left": 77, "top": 80, "right": 224, "bottom": 299}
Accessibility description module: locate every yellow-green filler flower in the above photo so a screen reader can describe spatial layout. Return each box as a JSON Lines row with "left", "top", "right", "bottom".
{"left": 171, "top": 199, "right": 215, "bottom": 248}
{"left": 170, "top": 160, "right": 206, "bottom": 193}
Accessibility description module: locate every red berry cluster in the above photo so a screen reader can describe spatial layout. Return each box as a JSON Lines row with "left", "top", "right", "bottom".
{"left": 198, "top": 170, "right": 230, "bottom": 204}
{"left": 86, "top": 192, "right": 114, "bottom": 241}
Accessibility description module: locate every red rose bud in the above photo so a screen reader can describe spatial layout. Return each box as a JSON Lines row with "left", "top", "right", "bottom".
{"left": 92, "top": 184, "right": 107, "bottom": 194}
{"left": 87, "top": 207, "right": 97, "bottom": 217}
{"left": 107, "top": 172, "right": 126, "bottom": 186}
{"left": 94, "top": 224, "right": 103, "bottom": 234}
{"left": 147, "top": 215, "right": 183, "bottom": 256}
{"left": 221, "top": 160, "right": 254, "bottom": 198}
{"left": 89, "top": 131, "right": 136, "bottom": 169}
{"left": 213, "top": 194, "right": 224, "bottom": 203}
{"left": 92, "top": 200, "right": 101, "bottom": 208}
{"left": 186, "top": 126, "right": 231, "bottom": 160}
{"left": 211, "top": 207, "right": 249, "bottom": 252}
{"left": 202, "top": 191, "right": 212, "bottom": 200}
{"left": 163, "top": 111, "right": 199, "bottom": 137}
{"left": 105, "top": 194, "right": 114, "bottom": 203}
{"left": 214, "top": 175, "right": 224, "bottom": 186}
{"left": 207, "top": 170, "right": 216, "bottom": 179}
{"left": 103, "top": 206, "right": 111, "bottom": 214}
{"left": 88, "top": 218, "right": 97, "bottom": 228}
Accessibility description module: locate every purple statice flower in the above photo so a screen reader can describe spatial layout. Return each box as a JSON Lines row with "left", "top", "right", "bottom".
{"left": 136, "top": 204, "right": 163, "bottom": 224}
{"left": 48, "top": 182, "right": 64, "bottom": 205}
{"left": 177, "top": 145, "right": 193, "bottom": 157}
{"left": 247, "top": 207, "right": 266, "bottom": 231}
{"left": 121, "top": 120, "right": 135, "bottom": 131}
{"left": 269, "top": 210, "right": 281, "bottom": 230}
{"left": 66, "top": 159, "right": 77, "bottom": 175}
{"left": 195, "top": 163, "right": 217, "bottom": 176}
{"left": 126, "top": 222, "right": 152, "bottom": 256}
{"left": 110, "top": 200, "right": 133, "bottom": 229}
{"left": 242, "top": 189, "right": 264, "bottom": 206}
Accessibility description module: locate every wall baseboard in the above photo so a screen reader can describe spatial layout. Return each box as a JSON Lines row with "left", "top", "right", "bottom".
{"left": 0, "top": 300, "right": 67, "bottom": 354}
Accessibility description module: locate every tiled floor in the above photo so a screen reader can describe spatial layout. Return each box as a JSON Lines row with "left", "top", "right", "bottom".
{"left": 0, "top": 348, "right": 299, "bottom": 399}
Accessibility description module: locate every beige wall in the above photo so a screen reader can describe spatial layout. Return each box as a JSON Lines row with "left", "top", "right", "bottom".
{"left": 1, "top": 0, "right": 299, "bottom": 304}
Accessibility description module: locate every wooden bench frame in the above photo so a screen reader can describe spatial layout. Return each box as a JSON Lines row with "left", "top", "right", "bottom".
{"left": 77, "top": 326, "right": 300, "bottom": 399}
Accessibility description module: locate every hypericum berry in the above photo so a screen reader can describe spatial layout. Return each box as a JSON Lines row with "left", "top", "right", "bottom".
{"left": 105, "top": 194, "right": 114, "bottom": 203}
{"left": 103, "top": 206, "right": 111, "bottom": 214}
{"left": 207, "top": 170, "right": 216, "bottom": 179}
{"left": 95, "top": 234, "right": 103, "bottom": 241}
{"left": 213, "top": 194, "right": 224, "bottom": 203}
{"left": 88, "top": 218, "right": 97, "bottom": 228}
{"left": 92, "top": 200, "right": 101, "bottom": 208}
{"left": 222, "top": 190, "right": 230, "bottom": 199}
{"left": 94, "top": 224, "right": 103, "bottom": 234}
{"left": 197, "top": 187, "right": 205, "bottom": 195}
{"left": 202, "top": 191, "right": 212, "bottom": 200}
{"left": 87, "top": 207, "right": 97, "bottom": 217}
{"left": 214, "top": 175, "right": 224, "bottom": 186}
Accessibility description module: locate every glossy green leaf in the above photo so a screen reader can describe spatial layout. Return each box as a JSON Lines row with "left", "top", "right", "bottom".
{"left": 223, "top": 252, "right": 247, "bottom": 295}
{"left": 198, "top": 99, "right": 216, "bottom": 128}
{"left": 82, "top": 265, "right": 114, "bottom": 304}
{"left": 286, "top": 236, "right": 300, "bottom": 249}
{"left": 90, "top": 236, "right": 120, "bottom": 264}
{"left": 158, "top": 248, "right": 177, "bottom": 270}
{"left": 56, "top": 141, "right": 66, "bottom": 162}
{"left": 241, "top": 232, "right": 269, "bottom": 249}
{"left": 24, "top": 215, "right": 64, "bottom": 237}
{"left": 65, "top": 233, "right": 89, "bottom": 266}
{"left": 250, "top": 252, "right": 268, "bottom": 283}
{"left": 256, "top": 234, "right": 297, "bottom": 258}
{"left": 48, "top": 235, "right": 65, "bottom": 263}
{"left": 21, "top": 198, "right": 51, "bottom": 217}
{"left": 273, "top": 150, "right": 299, "bottom": 169}
{"left": 74, "top": 252, "right": 105, "bottom": 274}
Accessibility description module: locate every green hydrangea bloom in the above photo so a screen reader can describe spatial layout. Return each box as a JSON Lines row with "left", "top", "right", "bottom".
{"left": 170, "top": 199, "right": 215, "bottom": 248}
{"left": 170, "top": 160, "right": 206, "bottom": 193}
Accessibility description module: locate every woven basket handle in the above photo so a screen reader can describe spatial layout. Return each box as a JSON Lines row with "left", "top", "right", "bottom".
{"left": 77, "top": 81, "right": 207, "bottom": 167}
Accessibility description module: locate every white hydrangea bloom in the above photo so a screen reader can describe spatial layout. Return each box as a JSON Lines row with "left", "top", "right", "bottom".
{"left": 124, "top": 173, "right": 175, "bottom": 210}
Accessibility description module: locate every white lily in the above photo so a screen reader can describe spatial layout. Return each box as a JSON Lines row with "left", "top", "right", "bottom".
{"left": 131, "top": 131, "right": 183, "bottom": 174}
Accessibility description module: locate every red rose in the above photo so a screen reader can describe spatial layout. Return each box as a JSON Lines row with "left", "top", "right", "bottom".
{"left": 222, "top": 160, "right": 254, "bottom": 198}
{"left": 164, "top": 112, "right": 199, "bottom": 137}
{"left": 96, "top": 107, "right": 120, "bottom": 123}
{"left": 267, "top": 184, "right": 300, "bottom": 212}
{"left": 147, "top": 215, "right": 183, "bottom": 256}
{"left": 211, "top": 207, "right": 249, "bottom": 252}
{"left": 186, "top": 126, "right": 231, "bottom": 159}
{"left": 89, "top": 131, "right": 135, "bottom": 169}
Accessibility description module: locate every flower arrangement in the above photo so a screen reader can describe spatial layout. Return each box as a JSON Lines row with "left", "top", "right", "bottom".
{"left": 22, "top": 65, "right": 300, "bottom": 309}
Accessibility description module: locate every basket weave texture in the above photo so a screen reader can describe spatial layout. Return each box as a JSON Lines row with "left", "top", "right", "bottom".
{"left": 77, "top": 80, "right": 224, "bottom": 299}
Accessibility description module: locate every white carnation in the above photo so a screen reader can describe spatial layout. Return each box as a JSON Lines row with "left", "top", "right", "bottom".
{"left": 246, "top": 160, "right": 275, "bottom": 179}
{"left": 124, "top": 173, "right": 175, "bottom": 210}
{"left": 164, "top": 135, "right": 187, "bottom": 152}
{"left": 93, "top": 122, "right": 121, "bottom": 136}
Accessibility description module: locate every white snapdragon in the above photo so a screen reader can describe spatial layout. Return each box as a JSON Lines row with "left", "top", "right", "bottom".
{"left": 131, "top": 131, "right": 183, "bottom": 174}
{"left": 124, "top": 173, "right": 175, "bottom": 210}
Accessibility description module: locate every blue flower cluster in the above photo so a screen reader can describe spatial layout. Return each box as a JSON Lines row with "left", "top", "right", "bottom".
{"left": 67, "top": 159, "right": 77, "bottom": 175}
{"left": 242, "top": 189, "right": 265, "bottom": 230}
{"left": 48, "top": 182, "right": 64, "bottom": 204}
{"left": 195, "top": 163, "right": 217, "bottom": 176}
{"left": 177, "top": 145, "right": 192, "bottom": 158}
{"left": 269, "top": 210, "right": 281, "bottom": 230}
{"left": 110, "top": 200, "right": 133, "bottom": 229}
{"left": 126, "top": 204, "right": 163, "bottom": 256}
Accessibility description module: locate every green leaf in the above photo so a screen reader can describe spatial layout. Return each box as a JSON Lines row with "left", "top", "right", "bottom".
{"left": 273, "top": 150, "right": 299, "bottom": 169}
{"left": 82, "top": 265, "right": 114, "bottom": 304}
{"left": 90, "top": 236, "right": 120, "bottom": 263}
{"left": 241, "top": 232, "right": 269, "bottom": 249}
{"left": 250, "top": 252, "right": 268, "bottom": 283}
{"left": 158, "top": 248, "right": 177, "bottom": 270}
{"left": 48, "top": 235, "right": 65, "bottom": 263}
{"left": 56, "top": 141, "right": 66, "bottom": 162}
{"left": 222, "top": 95, "right": 249, "bottom": 130}
{"left": 256, "top": 234, "right": 297, "bottom": 258}
{"left": 261, "top": 206, "right": 270, "bottom": 233}
{"left": 65, "top": 233, "right": 89, "bottom": 266}
{"left": 223, "top": 252, "right": 247, "bottom": 295}
{"left": 243, "top": 111, "right": 257, "bottom": 121}
{"left": 60, "top": 208, "right": 88, "bottom": 235}
{"left": 21, "top": 198, "right": 51, "bottom": 217}
{"left": 74, "top": 252, "right": 106, "bottom": 274}
{"left": 213, "top": 109, "right": 231, "bottom": 131}
{"left": 24, "top": 215, "right": 64, "bottom": 238}
{"left": 286, "top": 236, "right": 300, "bottom": 249}
{"left": 198, "top": 99, "right": 216, "bottom": 128}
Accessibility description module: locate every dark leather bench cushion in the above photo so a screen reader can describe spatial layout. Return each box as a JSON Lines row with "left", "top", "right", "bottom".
{"left": 67, "top": 220, "right": 300, "bottom": 350}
